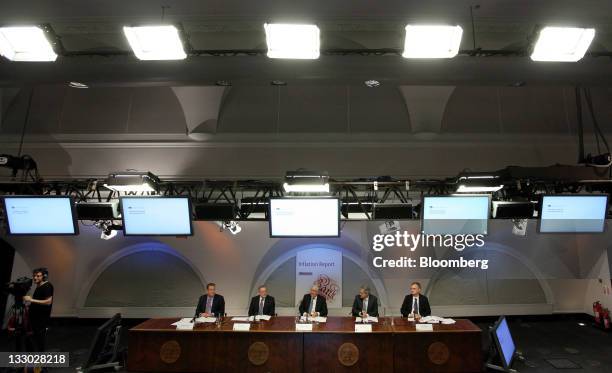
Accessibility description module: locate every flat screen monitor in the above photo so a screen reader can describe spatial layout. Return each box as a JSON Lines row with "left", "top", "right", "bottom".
{"left": 269, "top": 198, "right": 340, "bottom": 237}
{"left": 539, "top": 195, "right": 608, "bottom": 233}
{"left": 121, "top": 197, "right": 193, "bottom": 236}
{"left": 421, "top": 195, "right": 490, "bottom": 235}
{"left": 2, "top": 196, "right": 78, "bottom": 235}
{"left": 491, "top": 316, "right": 516, "bottom": 369}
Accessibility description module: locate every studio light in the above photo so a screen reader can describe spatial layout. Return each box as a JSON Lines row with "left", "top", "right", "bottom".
{"left": 283, "top": 170, "right": 329, "bottom": 193}
{"left": 0, "top": 26, "right": 57, "bottom": 61}
{"left": 531, "top": 26, "right": 595, "bottom": 62}
{"left": 94, "top": 221, "right": 120, "bottom": 240}
{"left": 402, "top": 25, "right": 463, "bottom": 59}
{"left": 103, "top": 172, "right": 159, "bottom": 193}
{"left": 264, "top": 23, "right": 320, "bottom": 59}
{"left": 123, "top": 25, "right": 187, "bottom": 60}
{"left": 220, "top": 220, "right": 242, "bottom": 235}
{"left": 456, "top": 185, "right": 504, "bottom": 193}
{"left": 456, "top": 173, "right": 503, "bottom": 193}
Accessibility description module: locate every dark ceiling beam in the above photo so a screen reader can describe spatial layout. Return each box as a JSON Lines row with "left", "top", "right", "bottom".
{"left": 2, "top": 55, "right": 612, "bottom": 87}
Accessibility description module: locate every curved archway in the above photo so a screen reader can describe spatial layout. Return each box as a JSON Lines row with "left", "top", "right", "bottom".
{"left": 76, "top": 242, "right": 207, "bottom": 309}
{"left": 426, "top": 242, "right": 554, "bottom": 307}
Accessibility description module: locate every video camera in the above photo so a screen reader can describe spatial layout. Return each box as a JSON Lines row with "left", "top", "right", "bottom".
{"left": 4, "top": 277, "right": 33, "bottom": 303}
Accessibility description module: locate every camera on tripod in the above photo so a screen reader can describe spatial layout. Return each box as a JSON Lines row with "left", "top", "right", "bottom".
{"left": 5, "top": 276, "right": 33, "bottom": 304}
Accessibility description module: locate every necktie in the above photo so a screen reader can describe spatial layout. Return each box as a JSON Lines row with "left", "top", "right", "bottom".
{"left": 310, "top": 297, "right": 317, "bottom": 314}
{"left": 206, "top": 297, "right": 213, "bottom": 314}
{"left": 412, "top": 297, "right": 418, "bottom": 314}
{"left": 363, "top": 298, "right": 368, "bottom": 313}
{"left": 259, "top": 297, "right": 264, "bottom": 315}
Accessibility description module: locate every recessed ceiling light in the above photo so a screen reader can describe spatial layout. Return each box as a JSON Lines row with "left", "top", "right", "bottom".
{"left": 531, "top": 26, "right": 595, "bottom": 62}
{"left": 0, "top": 26, "right": 57, "bottom": 61}
{"left": 264, "top": 23, "right": 320, "bottom": 59}
{"left": 215, "top": 80, "right": 232, "bottom": 86}
{"left": 270, "top": 80, "right": 287, "bottom": 86}
{"left": 68, "top": 81, "right": 88, "bottom": 89}
{"left": 403, "top": 25, "right": 463, "bottom": 59}
{"left": 364, "top": 80, "right": 380, "bottom": 88}
{"left": 123, "top": 25, "right": 187, "bottom": 60}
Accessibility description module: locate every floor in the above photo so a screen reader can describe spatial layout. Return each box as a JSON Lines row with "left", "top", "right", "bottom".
{"left": 1, "top": 316, "right": 611, "bottom": 372}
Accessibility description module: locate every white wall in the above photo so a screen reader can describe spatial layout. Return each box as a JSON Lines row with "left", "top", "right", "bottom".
{"left": 3, "top": 220, "right": 611, "bottom": 319}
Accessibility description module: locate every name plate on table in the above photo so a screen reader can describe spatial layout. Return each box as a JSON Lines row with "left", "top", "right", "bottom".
{"left": 416, "top": 324, "right": 434, "bottom": 332}
{"left": 355, "top": 324, "right": 372, "bottom": 333}
{"left": 295, "top": 323, "right": 313, "bottom": 331}
{"left": 233, "top": 323, "right": 251, "bottom": 331}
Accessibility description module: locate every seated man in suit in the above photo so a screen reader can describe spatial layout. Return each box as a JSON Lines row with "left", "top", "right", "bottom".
{"left": 248, "top": 285, "right": 276, "bottom": 317}
{"left": 400, "top": 281, "right": 431, "bottom": 319}
{"left": 298, "top": 285, "right": 328, "bottom": 317}
{"left": 351, "top": 285, "right": 379, "bottom": 317}
{"left": 195, "top": 282, "right": 225, "bottom": 317}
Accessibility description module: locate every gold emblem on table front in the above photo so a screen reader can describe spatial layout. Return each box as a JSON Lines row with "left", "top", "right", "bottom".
{"left": 338, "top": 342, "right": 359, "bottom": 367}
{"left": 428, "top": 341, "right": 450, "bottom": 365}
{"left": 248, "top": 341, "right": 270, "bottom": 366}
{"left": 159, "top": 340, "right": 181, "bottom": 364}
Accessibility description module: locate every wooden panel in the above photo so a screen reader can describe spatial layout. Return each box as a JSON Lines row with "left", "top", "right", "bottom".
{"left": 392, "top": 318, "right": 482, "bottom": 373}
{"left": 128, "top": 317, "right": 482, "bottom": 372}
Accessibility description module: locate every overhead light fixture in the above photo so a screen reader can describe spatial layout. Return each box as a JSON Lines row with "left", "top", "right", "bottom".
{"left": 456, "top": 173, "right": 503, "bottom": 193}
{"left": 220, "top": 220, "right": 242, "bottom": 235}
{"left": 283, "top": 170, "right": 329, "bottom": 193}
{"left": 402, "top": 25, "right": 463, "bottom": 59}
{"left": 0, "top": 26, "right": 57, "bottom": 61}
{"left": 531, "top": 26, "right": 595, "bottom": 62}
{"left": 264, "top": 23, "right": 320, "bottom": 59}
{"left": 94, "top": 220, "right": 121, "bottom": 240}
{"left": 103, "top": 171, "right": 160, "bottom": 192}
{"left": 456, "top": 185, "right": 503, "bottom": 193}
{"left": 123, "top": 25, "right": 187, "bottom": 60}
{"left": 364, "top": 80, "right": 380, "bottom": 88}
{"left": 68, "top": 81, "right": 88, "bottom": 89}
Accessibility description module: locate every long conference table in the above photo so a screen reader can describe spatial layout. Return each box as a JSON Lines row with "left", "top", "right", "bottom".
{"left": 128, "top": 316, "right": 482, "bottom": 372}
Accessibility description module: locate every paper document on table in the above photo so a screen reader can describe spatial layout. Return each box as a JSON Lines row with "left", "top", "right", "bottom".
{"left": 441, "top": 318, "right": 456, "bottom": 324}
{"left": 176, "top": 324, "right": 194, "bottom": 330}
{"left": 196, "top": 317, "right": 217, "bottom": 323}
{"left": 355, "top": 316, "right": 378, "bottom": 323}
{"left": 171, "top": 318, "right": 194, "bottom": 326}
{"left": 416, "top": 324, "right": 433, "bottom": 331}
{"left": 313, "top": 317, "right": 327, "bottom": 323}
{"left": 420, "top": 316, "right": 445, "bottom": 324}
{"left": 255, "top": 315, "right": 271, "bottom": 321}
{"left": 231, "top": 317, "right": 251, "bottom": 322}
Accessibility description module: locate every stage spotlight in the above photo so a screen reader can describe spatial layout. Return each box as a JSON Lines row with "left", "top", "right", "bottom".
{"left": 123, "top": 25, "right": 187, "bottom": 60}
{"left": 402, "top": 25, "right": 463, "bottom": 59}
{"left": 456, "top": 174, "right": 503, "bottom": 193}
{"left": 0, "top": 26, "right": 57, "bottom": 61}
{"left": 531, "top": 26, "right": 595, "bottom": 62}
{"left": 103, "top": 172, "right": 159, "bottom": 193}
{"left": 283, "top": 170, "right": 329, "bottom": 193}
{"left": 220, "top": 220, "right": 242, "bottom": 235}
{"left": 94, "top": 221, "right": 120, "bottom": 240}
{"left": 264, "top": 23, "right": 320, "bottom": 59}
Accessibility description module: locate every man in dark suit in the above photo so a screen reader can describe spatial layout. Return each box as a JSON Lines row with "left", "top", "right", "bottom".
{"left": 351, "top": 286, "right": 379, "bottom": 317}
{"left": 298, "top": 285, "right": 328, "bottom": 317}
{"left": 400, "top": 282, "right": 431, "bottom": 319}
{"left": 195, "top": 283, "right": 225, "bottom": 317}
{"left": 248, "top": 285, "right": 276, "bottom": 316}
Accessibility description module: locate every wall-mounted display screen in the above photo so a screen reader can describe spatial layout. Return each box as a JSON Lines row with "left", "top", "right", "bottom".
{"left": 269, "top": 198, "right": 340, "bottom": 237}
{"left": 539, "top": 195, "right": 608, "bottom": 233}
{"left": 421, "top": 195, "right": 490, "bottom": 234}
{"left": 3, "top": 196, "right": 78, "bottom": 235}
{"left": 121, "top": 197, "right": 193, "bottom": 236}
